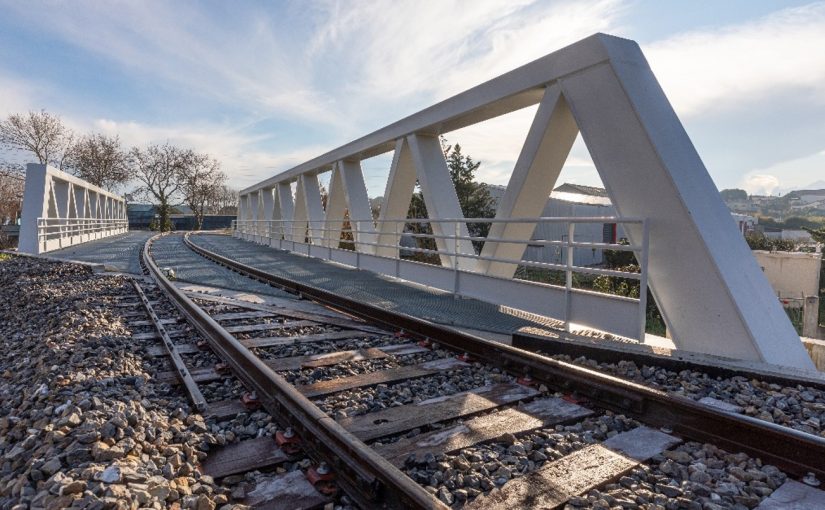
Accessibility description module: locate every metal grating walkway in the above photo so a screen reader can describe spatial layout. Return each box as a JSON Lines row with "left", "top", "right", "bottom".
{"left": 47, "top": 231, "right": 155, "bottom": 274}
{"left": 190, "top": 233, "right": 561, "bottom": 336}
{"left": 150, "top": 234, "right": 298, "bottom": 301}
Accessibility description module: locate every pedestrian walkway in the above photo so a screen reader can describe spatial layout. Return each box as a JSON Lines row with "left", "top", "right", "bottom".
{"left": 47, "top": 231, "right": 154, "bottom": 274}
{"left": 190, "top": 233, "right": 561, "bottom": 336}
{"left": 150, "top": 234, "right": 299, "bottom": 301}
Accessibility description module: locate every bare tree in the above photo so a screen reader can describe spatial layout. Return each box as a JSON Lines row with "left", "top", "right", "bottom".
{"left": 0, "top": 163, "right": 25, "bottom": 248}
{"left": 0, "top": 163, "right": 25, "bottom": 223}
{"left": 213, "top": 185, "right": 238, "bottom": 215}
{"left": 178, "top": 155, "right": 226, "bottom": 230}
{"left": 129, "top": 143, "right": 194, "bottom": 232}
{"left": 0, "top": 110, "right": 74, "bottom": 169}
{"left": 65, "top": 133, "right": 131, "bottom": 191}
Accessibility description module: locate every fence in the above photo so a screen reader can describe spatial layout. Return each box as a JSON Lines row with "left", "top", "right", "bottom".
{"left": 235, "top": 215, "right": 649, "bottom": 341}
{"left": 36, "top": 217, "right": 128, "bottom": 252}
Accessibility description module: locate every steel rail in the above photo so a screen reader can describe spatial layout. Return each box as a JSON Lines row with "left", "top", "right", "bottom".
{"left": 184, "top": 232, "right": 825, "bottom": 483}
{"left": 141, "top": 234, "right": 447, "bottom": 510}
{"left": 131, "top": 278, "right": 207, "bottom": 412}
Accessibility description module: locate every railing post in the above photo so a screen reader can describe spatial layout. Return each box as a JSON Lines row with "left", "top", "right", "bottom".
{"left": 803, "top": 296, "right": 820, "bottom": 339}
{"left": 565, "top": 222, "right": 575, "bottom": 333}
{"left": 395, "top": 220, "right": 401, "bottom": 278}
{"left": 638, "top": 219, "right": 650, "bottom": 342}
{"left": 454, "top": 220, "right": 460, "bottom": 296}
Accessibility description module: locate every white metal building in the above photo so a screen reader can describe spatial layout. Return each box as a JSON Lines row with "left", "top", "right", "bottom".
{"left": 488, "top": 183, "right": 623, "bottom": 267}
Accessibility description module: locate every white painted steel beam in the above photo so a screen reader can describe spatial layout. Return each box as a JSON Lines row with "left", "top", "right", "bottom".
{"left": 270, "top": 185, "right": 283, "bottom": 239}
{"left": 261, "top": 188, "right": 275, "bottom": 237}
{"left": 556, "top": 43, "right": 812, "bottom": 369}
{"left": 292, "top": 174, "right": 325, "bottom": 243}
{"left": 323, "top": 164, "right": 348, "bottom": 248}
{"left": 237, "top": 193, "right": 248, "bottom": 224}
{"left": 338, "top": 159, "right": 377, "bottom": 253}
{"left": 479, "top": 85, "right": 579, "bottom": 278}
{"left": 376, "top": 138, "right": 418, "bottom": 258}
{"left": 407, "top": 133, "right": 476, "bottom": 270}
{"left": 255, "top": 190, "right": 266, "bottom": 236}
{"left": 276, "top": 182, "right": 294, "bottom": 239}
{"left": 242, "top": 194, "right": 254, "bottom": 221}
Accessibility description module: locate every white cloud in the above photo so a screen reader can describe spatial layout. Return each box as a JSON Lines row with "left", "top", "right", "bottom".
{"left": 308, "top": 0, "right": 624, "bottom": 102}
{"left": 742, "top": 174, "right": 780, "bottom": 195}
{"left": 432, "top": 0, "right": 625, "bottom": 100}
{"left": 645, "top": 3, "right": 825, "bottom": 117}
{"left": 90, "top": 118, "right": 329, "bottom": 190}
{"left": 741, "top": 148, "right": 825, "bottom": 195}
{"left": 4, "top": 1, "right": 820, "bottom": 198}
{"left": 0, "top": 74, "right": 40, "bottom": 117}
{"left": 0, "top": 1, "right": 345, "bottom": 129}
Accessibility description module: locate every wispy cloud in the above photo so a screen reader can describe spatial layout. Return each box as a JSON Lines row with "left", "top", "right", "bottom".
{"left": 306, "top": 0, "right": 624, "bottom": 113}
{"left": 0, "top": 1, "right": 344, "bottom": 128}
{"left": 91, "top": 118, "right": 329, "bottom": 189}
{"left": 645, "top": 2, "right": 825, "bottom": 117}
{"left": 304, "top": 0, "right": 624, "bottom": 188}
{"left": 0, "top": 75, "right": 37, "bottom": 116}
{"left": 2, "top": 0, "right": 823, "bottom": 195}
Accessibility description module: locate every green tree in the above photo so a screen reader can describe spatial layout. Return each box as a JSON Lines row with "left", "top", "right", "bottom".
{"left": 407, "top": 139, "right": 496, "bottom": 258}
{"left": 720, "top": 188, "right": 748, "bottom": 202}
{"left": 744, "top": 232, "right": 796, "bottom": 252}
{"left": 803, "top": 227, "right": 825, "bottom": 244}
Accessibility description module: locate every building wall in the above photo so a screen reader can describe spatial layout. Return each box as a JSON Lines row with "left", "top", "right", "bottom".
{"left": 486, "top": 185, "right": 625, "bottom": 267}
{"left": 525, "top": 199, "right": 621, "bottom": 267}
{"left": 170, "top": 215, "right": 236, "bottom": 230}
{"left": 753, "top": 250, "right": 822, "bottom": 300}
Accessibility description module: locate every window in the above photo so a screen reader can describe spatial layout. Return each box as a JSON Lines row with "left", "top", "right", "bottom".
{"left": 602, "top": 223, "right": 617, "bottom": 244}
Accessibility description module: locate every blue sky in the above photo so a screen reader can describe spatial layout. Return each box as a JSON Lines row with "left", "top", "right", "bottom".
{"left": 1, "top": 0, "right": 824, "bottom": 197}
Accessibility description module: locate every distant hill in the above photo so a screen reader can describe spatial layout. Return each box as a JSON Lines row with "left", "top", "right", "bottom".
{"left": 785, "top": 188, "right": 825, "bottom": 200}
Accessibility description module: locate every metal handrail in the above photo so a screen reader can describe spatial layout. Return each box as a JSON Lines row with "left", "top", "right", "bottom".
{"left": 35, "top": 217, "right": 128, "bottom": 252}
{"left": 233, "top": 215, "right": 650, "bottom": 341}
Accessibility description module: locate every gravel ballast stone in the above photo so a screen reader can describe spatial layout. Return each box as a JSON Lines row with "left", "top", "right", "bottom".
{"left": 0, "top": 257, "right": 235, "bottom": 509}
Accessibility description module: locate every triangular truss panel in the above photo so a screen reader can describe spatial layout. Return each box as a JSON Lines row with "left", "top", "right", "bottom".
{"left": 235, "top": 34, "right": 814, "bottom": 370}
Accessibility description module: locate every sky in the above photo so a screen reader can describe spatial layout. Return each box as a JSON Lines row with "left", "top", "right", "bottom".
{"left": 1, "top": 0, "right": 824, "bottom": 198}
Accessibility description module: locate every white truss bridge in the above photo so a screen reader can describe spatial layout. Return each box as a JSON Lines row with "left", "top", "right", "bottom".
{"left": 236, "top": 33, "right": 814, "bottom": 370}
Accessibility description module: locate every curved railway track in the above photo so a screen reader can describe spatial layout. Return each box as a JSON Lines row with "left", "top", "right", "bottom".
{"left": 134, "top": 232, "right": 825, "bottom": 509}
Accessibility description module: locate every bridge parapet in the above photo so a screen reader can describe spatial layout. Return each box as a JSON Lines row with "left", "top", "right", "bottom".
{"left": 235, "top": 215, "right": 650, "bottom": 342}
{"left": 18, "top": 164, "right": 127, "bottom": 254}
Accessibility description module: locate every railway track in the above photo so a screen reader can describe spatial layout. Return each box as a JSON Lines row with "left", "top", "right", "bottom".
{"left": 131, "top": 232, "right": 825, "bottom": 509}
